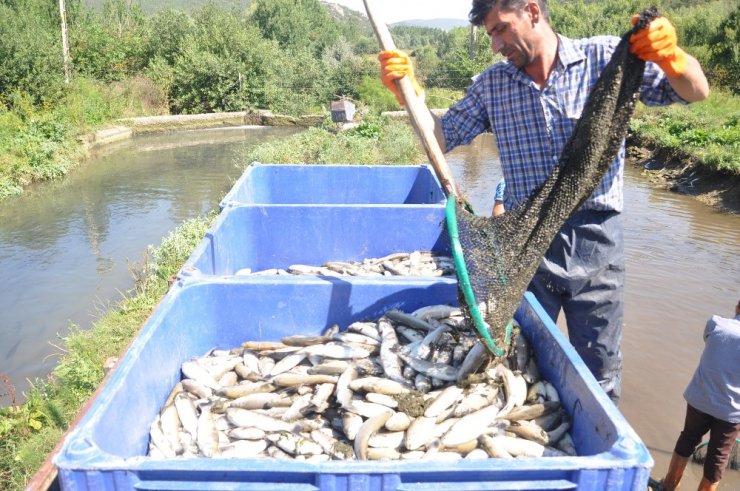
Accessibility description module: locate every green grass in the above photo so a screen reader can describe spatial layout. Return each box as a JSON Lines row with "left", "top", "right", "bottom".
{"left": 0, "top": 214, "right": 214, "bottom": 489}
{"left": 631, "top": 88, "right": 740, "bottom": 174}
{"left": 244, "top": 117, "right": 426, "bottom": 166}
{"left": 0, "top": 76, "right": 167, "bottom": 201}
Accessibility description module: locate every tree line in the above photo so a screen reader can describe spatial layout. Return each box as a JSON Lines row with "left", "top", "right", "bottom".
{"left": 1, "top": 0, "right": 738, "bottom": 118}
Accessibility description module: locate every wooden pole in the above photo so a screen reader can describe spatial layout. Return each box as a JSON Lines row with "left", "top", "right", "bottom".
{"left": 470, "top": 24, "right": 477, "bottom": 61}
{"left": 59, "top": 0, "right": 71, "bottom": 84}
{"left": 362, "top": 0, "right": 464, "bottom": 199}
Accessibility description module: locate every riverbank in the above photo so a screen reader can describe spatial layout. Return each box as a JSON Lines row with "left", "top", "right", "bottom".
{"left": 627, "top": 139, "right": 740, "bottom": 215}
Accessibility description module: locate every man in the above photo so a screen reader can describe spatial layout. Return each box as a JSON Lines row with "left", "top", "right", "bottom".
{"left": 379, "top": 0, "right": 708, "bottom": 403}
{"left": 653, "top": 299, "right": 740, "bottom": 491}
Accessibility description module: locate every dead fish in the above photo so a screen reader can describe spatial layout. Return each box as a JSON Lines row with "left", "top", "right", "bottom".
{"left": 505, "top": 401, "right": 560, "bottom": 421}
{"left": 301, "top": 343, "right": 371, "bottom": 360}
{"left": 311, "top": 383, "right": 335, "bottom": 413}
{"left": 349, "top": 377, "right": 410, "bottom": 395}
{"left": 365, "top": 392, "right": 398, "bottom": 408}
{"left": 341, "top": 411, "right": 364, "bottom": 441}
{"left": 505, "top": 420, "right": 549, "bottom": 446}
{"left": 378, "top": 317, "right": 405, "bottom": 384}
{"left": 281, "top": 334, "right": 332, "bottom": 347}
{"left": 385, "top": 310, "right": 436, "bottom": 331}
{"left": 307, "top": 360, "right": 350, "bottom": 376}
{"left": 228, "top": 392, "right": 293, "bottom": 410}
{"left": 334, "top": 364, "right": 359, "bottom": 409}
{"left": 269, "top": 352, "right": 309, "bottom": 376}
{"left": 196, "top": 402, "right": 220, "bottom": 458}
{"left": 225, "top": 408, "right": 292, "bottom": 432}
{"left": 441, "top": 403, "right": 500, "bottom": 447}
{"left": 424, "top": 385, "right": 464, "bottom": 418}
{"left": 347, "top": 321, "right": 381, "bottom": 341}
{"left": 411, "top": 304, "right": 461, "bottom": 321}
{"left": 216, "top": 382, "right": 276, "bottom": 400}
{"left": 241, "top": 341, "right": 287, "bottom": 351}
{"left": 173, "top": 393, "right": 199, "bottom": 439}
{"left": 478, "top": 434, "right": 514, "bottom": 459}
{"left": 310, "top": 429, "right": 354, "bottom": 460}
{"left": 227, "top": 427, "right": 266, "bottom": 441}
{"left": 271, "top": 373, "right": 338, "bottom": 387}
{"left": 181, "top": 360, "right": 220, "bottom": 390}
{"left": 396, "top": 350, "right": 458, "bottom": 382}
{"left": 404, "top": 416, "right": 437, "bottom": 451}
{"left": 385, "top": 412, "right": 411, "bottom": 432}
{"left": 354, "top": 411, "right": 393, "bottom": 460}
{"left": 367, "top": 430, "right": 404, "bottom": 449}
{"left": 219, "top": 439, "right": 267, "bottom": 458}
{"left": 456, "top": 343, "right": 490, "bottom": 382}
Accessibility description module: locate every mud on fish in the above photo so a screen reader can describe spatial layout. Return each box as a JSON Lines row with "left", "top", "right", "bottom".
{"left": 148, "top": 305, "right": 576, "bottom": 461}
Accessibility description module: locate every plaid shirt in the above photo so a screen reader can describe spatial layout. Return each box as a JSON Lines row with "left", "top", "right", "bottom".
{"left": 441, "top": 34, "right": 687, "bottom": 212}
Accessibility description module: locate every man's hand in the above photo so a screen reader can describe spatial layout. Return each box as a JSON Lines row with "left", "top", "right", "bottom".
{"left": 378, "top": 49, "right": 424, "bottom": 105}
{"left": 630, "top": 16, "right": 687, "bottom": 78}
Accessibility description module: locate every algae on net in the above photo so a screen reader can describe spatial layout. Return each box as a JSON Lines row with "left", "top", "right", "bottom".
{"left": 456, "top": 8, "right": 659, "bottom": 353}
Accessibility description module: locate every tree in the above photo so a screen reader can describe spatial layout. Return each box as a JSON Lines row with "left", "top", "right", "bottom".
{"left": 250, "top": 0, "right": 339, "bottom": 55}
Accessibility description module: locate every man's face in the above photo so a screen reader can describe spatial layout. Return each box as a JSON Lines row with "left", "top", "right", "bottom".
{"left": 483, "top": 2, "right": 537, "bottom": 68}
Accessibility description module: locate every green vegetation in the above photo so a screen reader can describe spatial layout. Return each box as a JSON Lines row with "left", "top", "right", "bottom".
{"left": 245, "top": 118, "right": 425, "bottom": 165}
{"left": 631, "top": 91, "right": 740, "bottom": 173}
{"left": 0, "top": 213, "right": 215, "bottom": 488}
{"left": 0, "top": 1, "right": 738, "bottom": 483}
{"left": 1, "top": 0, "right": 738, "bottom": 199}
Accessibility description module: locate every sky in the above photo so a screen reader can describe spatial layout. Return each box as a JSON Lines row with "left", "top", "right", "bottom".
{"left": 325, "top": 0, "right": 470, "bottom": 24}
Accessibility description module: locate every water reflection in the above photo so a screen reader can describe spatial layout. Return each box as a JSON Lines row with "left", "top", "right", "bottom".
{"left": 0, "top": 126, "right": 301, "bottom": 403}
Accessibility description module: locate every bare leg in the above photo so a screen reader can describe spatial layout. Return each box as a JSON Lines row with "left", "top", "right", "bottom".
{"left": 663, "top": 452, "right": 689, "bottom": 491}
{"left": 696, "top": 476, "right": 718, "bottom": 491}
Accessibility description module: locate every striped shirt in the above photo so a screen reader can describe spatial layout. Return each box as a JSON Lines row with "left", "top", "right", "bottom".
{"left": 441, "top": 34, "right": 687, "bottom": 212}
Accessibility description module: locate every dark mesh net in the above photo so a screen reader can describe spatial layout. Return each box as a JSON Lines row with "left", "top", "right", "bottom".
{"left": 453, "top": 8, "right": 658, "bottom": 354}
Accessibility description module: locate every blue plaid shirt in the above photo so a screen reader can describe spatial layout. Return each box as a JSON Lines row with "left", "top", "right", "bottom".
{"left": 442, "top": 34, "right": 687, "bottom": 212}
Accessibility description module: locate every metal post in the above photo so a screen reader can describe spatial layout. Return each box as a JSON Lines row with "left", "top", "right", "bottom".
{"left": 59, "top": 0, "right": 71, "bottom": 84}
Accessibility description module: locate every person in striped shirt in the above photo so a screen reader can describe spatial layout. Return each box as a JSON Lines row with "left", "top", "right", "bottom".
{"left": 378, "top": 0, "right": 708, "bottom": 404}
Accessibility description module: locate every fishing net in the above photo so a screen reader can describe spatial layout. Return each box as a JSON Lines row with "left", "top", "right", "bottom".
{"left": 450, "top": 8, "right": 659, "bottom": 356}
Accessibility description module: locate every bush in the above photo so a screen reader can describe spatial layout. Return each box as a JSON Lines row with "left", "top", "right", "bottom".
{"left": 0, "top": 5, "right": 64, "bottom": 107}
{"left": 356, "top": 76, "right": 400, "bottom": 113}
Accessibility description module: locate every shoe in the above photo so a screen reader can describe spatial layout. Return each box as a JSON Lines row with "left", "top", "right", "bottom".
{"left": 647, "top": 477, "right": 664, "bottom": 491}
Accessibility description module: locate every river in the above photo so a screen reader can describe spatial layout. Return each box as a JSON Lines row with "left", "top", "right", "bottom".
{"left": 1, "top": 128, "right": 738, "bottom": 488}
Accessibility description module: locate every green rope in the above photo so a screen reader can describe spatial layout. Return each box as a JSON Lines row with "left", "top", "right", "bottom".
{"left": 446, "top": 196, "right": 512, "bottom": 357}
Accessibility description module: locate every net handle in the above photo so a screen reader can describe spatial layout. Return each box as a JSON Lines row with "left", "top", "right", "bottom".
{"left": 362, "top": 0, "right": 465, "bottom": 199}
{"left": 446, "top": 196, "right": 511, "bottom": 357}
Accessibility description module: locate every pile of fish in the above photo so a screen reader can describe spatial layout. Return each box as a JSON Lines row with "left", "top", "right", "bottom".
{"left": 235, "top": 251, "right": 455, "bottom": 277}
{"left": 148, "top": 305, "right": 576, "bottom": 461}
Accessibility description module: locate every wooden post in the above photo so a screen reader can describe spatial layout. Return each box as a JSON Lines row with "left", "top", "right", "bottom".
{"left": 59, "top": 0, "right": 71, "bottom": 84}
{"left": 469, "top": 24, "right": 477, "bottom": 61}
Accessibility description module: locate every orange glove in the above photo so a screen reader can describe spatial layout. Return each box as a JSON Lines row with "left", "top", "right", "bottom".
{"left": 629, "top": 16, "right": 687, "bottom": 78}
{"left": 378, "top": 49, "right": 424, "bottom": 105}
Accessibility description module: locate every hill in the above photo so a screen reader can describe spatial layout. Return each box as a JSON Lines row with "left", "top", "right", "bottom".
{"left": 392, "top": 18, "right": 469, "bottom": 31}
{"left": 81, "top": 0, "right": 251, "bottom": 14}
